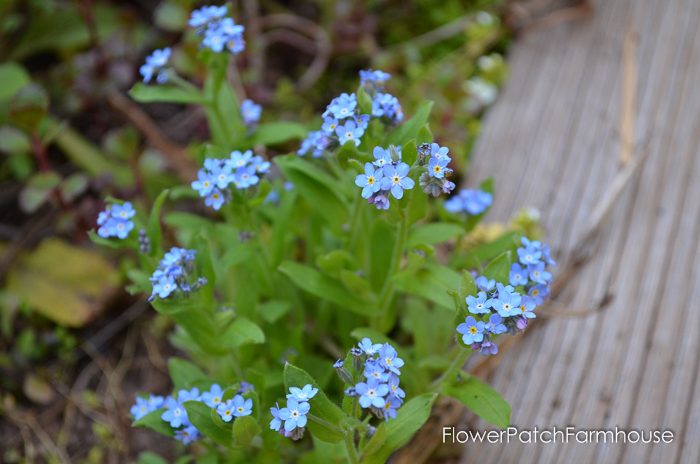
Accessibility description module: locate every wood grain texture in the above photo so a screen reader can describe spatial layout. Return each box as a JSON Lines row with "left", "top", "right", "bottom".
{"left": 455, "top": 0, "right": 700, "bottom": 462}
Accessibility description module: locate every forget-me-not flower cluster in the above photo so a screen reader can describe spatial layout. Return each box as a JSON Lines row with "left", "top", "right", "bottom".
{"left": 359, "top": 69, "right": 391, "bottom": 87}
{"left": 97, "top": 202, "right": 136, "bottom": 239}
{"left": 269, "top": 384, "right": 318, "bottom": 440}
{"left": 297, "top": 69, "right": 403, "bottom": 157}
{"left": 355, "top": 146, "right": 415, "bottom": 210}
{"left": 149, "top": 247, "right": 206, "bottom": 301}
{"left": 360, "top": 69, "right": 403, "bottom": 124}
{"left": 139, "top": 48, "right": 171, "bottom": 84}
{"left": 131, "top": 383, "right": 254, "bottom": 445}
{"left": 188, "top": 5, "right": 245, "bottom": 54}
{"left": 417, "top": 142, "right": 456, "bottom": 198}
{"left": 444, "top": 188, "right": 493, "bottom": 215}
{"left": 457, "top": 237, "right": 555, "bottom": 355}
{"left": 191, "top": 150, "right": 271, "bottom": 210}
{"left": 343, "top": 338, "right": 405, "bottom": 421}
{"left": 240, "top": 99, "right": 262, "bottom": 129}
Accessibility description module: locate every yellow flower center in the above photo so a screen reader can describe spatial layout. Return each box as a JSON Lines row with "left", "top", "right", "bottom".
{"left": 469, "top": 327, "right": 478, "bottom": 335}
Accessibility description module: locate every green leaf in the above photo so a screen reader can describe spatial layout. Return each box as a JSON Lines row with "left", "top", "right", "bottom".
{"left": 50, "top": 118, "right": 133, "bottom": 187}
{"left": 219, "top": 317, "right": 266, "bottom": 349}
{"left": 9, "top": 4, "right": 119, "bottom": 60}
{"left": 259, "top": 300, "right": 292, "bottom": 324}
{"left": 232, "top": 415, "right": 261, "bottom": 447}
{"left": 458, "top": 271, "right": 477, "bottom": 302}
{"left": 168, "top": 358, "right": 208, "bottom": 390}
{"left": 184, "top": 401, "right": 231, "bottom": 447}
{"left": 457, "top": 231, "right": 520, "bottom": 269}
{"left": 137, "top": 452, "right": 168, "bottom": 464}
{"left": 401, "top": 140, "right": 418, "bottom": 166}
{"left": 316, "top": 250, "right": 354, "bottom": 274}
{"left": 0, "top": 63, "right": 30, "bottom": 101}
{"left": 339, "top": 270, "right": 372, "bottom": 298}
{"left": 0, "top": 125, "right": 31, "bottom": 155}
{"left": 59, "top": 173, "right": 89, "bottom": 202}
{"left": 306, "top": 437, "right": 348, "bottom": 464}
{"left": 129, "top": 83, "right": 204, "bottom": 104}
{"left": 362, "top": 393, "right": 437, "bottom": 463}
{"left": 251, "top": 122, "right": 308, "bottom": 146}
{"left": 154, "top": 1, "right": 188, "bottom": 31}
{"left": 270, "top": 189, "right": 298, "bottom": 266}
{"left": 393, "top": 263, "right": 460, "bottom": 310}
{"left": 357, "top": 87, "right": 373, "bottom": 114}
{"left": 278, "top": 262, "right": 373, "bottom": 316}
{"left": 283, "top": 363, "right": 346, "bottom": 443}
{"left": 417, "top": 125, "right": 433, "bottom": 145}
{"left": 407, "top": 182, "right": 428, "bottom": 225}
{"left": 387, "top": 101, "right": 434, "bottom": 145}
{"left": 152, "top": 295, "right": 223, "bottom": 355}
{"left": 407, "top": 223, "right": 465, "bottom": 248}
{"left": 19, "top": 172, "right": 61, "bottom": 213}
{"left": 147, "top": 189, "right": 170, "bottom": 254}
{"left": 369, "top": 219, "right": 394, "bottom": 292}
{"left": 164, "top": 211, "right": 212, "bottom": 235}
{"left": 133, "top": 408, "right": 172, "bottom": 436}
{"left": 337, "top": 141, "right": 364, "bottom": 169}
{"left": 202, "top": 55, "right": 244, "bottom": 148}
{"left": 482, "top": 251, "right": 512, "bottom": 284}
{"left": 275, "top": 155, "right": 349, "bottom": 228}
{"left": 88, "top": 230, "right": 122, "bottom": 249}
{"left": 361, "top": 420, "right": 386, "bottom": 457}
{"left": 442, "top": 375, "right": 511, "bottom": 428}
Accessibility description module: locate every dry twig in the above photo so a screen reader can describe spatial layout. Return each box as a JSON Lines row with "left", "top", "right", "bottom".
{"left": 107, "top": 92, "right": 196, "bottom": 182}
{"left": 259, "top": 14, "right": 332, "bottom": 92}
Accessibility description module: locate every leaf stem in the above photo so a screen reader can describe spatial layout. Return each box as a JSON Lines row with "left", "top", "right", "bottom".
{"left": 372, "top": 209, "right": 409, "bottom": 331}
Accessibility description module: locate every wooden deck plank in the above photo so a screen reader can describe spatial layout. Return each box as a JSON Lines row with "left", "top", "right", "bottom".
{"left": 620, "top": 15, "right": 700, "bottom": 463}
{"left": 456, "top": 0, "right": 700, "bottom": 462}
{"left": 678, "top": 264, "right": 700, "bottom": 464}
{"left": 587, "top": 2, "right": 699, "bottom": 462}
{"left": 461, "top": 1, "right": 632, "bottom": 461}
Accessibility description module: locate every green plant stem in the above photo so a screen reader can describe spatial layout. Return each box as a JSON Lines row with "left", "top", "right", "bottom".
{"left": 307, "top": 414, "right": 343, "bottom": 434}
{"left": 372, "top": 210, "right": 409, "bottom": 331}
{"left": 237, "top": 197, "right": 274, "bottom": 293}
{"left": 168, "top": 74, "right": 202, "bottom": 94}
{"left": 228, "top": 349, "right": 244, "bottom": 379}
{"left": 210, "top": 102, "right": 234, "bottom": 149}
{"left": 343, "top": 430, "right": 360, "bottom": 464}
{"left": 347, "top": 193, "right": 363, "bottom": 250}
{"left": 431, "top": 345, "right": 471, "bottom": 392}
{"left": 325, "top": 153, "right": 347, "bottom": 180}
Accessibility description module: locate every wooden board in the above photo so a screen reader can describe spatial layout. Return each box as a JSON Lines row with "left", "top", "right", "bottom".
{"left": 457, "top": 0, "right": 700, "bottom": 462}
